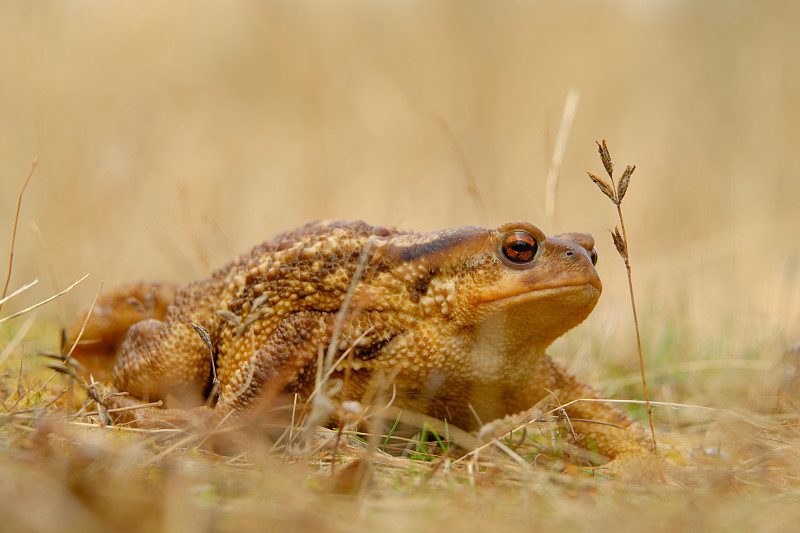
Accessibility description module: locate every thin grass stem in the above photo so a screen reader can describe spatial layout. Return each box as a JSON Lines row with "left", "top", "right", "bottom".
{"left": 1, "top": 160, "right": 37, "bottom": 314}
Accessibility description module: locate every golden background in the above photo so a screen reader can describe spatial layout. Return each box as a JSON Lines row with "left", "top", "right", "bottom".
{"left": 3, "top": 3, "right": 800, "bottom": 531}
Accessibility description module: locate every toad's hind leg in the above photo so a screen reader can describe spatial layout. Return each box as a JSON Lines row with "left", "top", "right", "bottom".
{"left": 112, "top": 316, "right": 213, "bottom": 409}
{"left": 215, "top": 311, "right": 337, "bottom": 416}
{"left": 67, "top": 282, "right": 178, "bottom": 377}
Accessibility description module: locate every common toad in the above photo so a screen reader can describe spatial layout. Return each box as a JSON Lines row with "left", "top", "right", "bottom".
{"left": 69, "top": 220, "right": 654, "bottom": 462}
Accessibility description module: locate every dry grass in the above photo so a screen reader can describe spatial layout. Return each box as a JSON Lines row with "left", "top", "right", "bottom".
{"left": 588, "top": 140, "right": 659, "bottom": 461}
{"left": 2, "top": 1, "right": 800, "bottom": 532}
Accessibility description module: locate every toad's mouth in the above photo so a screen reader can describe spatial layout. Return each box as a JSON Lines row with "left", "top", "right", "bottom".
{"left": 475, "top": 280, "right": 602, "bottom": 308}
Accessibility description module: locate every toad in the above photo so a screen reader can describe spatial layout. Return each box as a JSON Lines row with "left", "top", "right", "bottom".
{"left": 69, "top": 220, "right": 654, "bottom": 462}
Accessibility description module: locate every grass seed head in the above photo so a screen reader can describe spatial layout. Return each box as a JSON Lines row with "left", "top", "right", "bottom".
{"left": 597, "top": 140, "right": 614, "bottom": 178}
{"left": 611, "top": 227, "right": 628, "bottom": 260}
{"left": 587, "top": 172, "right": 616, "bottom": 202}
{"left": 617, "top": 165, "right": 635, "bottom": 203}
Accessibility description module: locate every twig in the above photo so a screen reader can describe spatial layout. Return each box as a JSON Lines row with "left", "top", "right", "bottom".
{"left": 550, "top": 397, "right": 771, "bottom": 430}
{"left": 544, "top": 88, "right": 580, "bottom": 230}
{"left": 434, "top": 115, "right": 490, "bottom": 226}
{"left": 80, "top": 400, "right": 165, "bottom": 416}
{"left": 322, "top": 239, "right": 375, "bottom": 378}
{"left": 587, "top": 140, "right": 659, "bottom": 458}
{"left": 68, "top": 420, "right": 182, "bottom": 435}
{"left": 178, "top": 185, "right": 211, "bottom": 272}
{"left": 191, "top": 322, "right": 220, "bottom": 406}
{"left": 0, "top": 274, "right": 90, "bottom": 325}
{"left": 0, "top": 279, "right": 38, "bottom": 308}
{"left": 0, "top": 314, "right": 35, "bottom": 368}
{"left": 28, "top": 373, "right": 59, "bottom": 401}
{"left": 491, "top": 438, "right": 533, "bottom": 470}
{"left": 1, "top": 159, "right": 37, "bottom": 314}
{"left": 62, "top": 279, "right": 103, "bottom": 359}
{"left": 307, "top": 326, "right": 374, "bottom": 404}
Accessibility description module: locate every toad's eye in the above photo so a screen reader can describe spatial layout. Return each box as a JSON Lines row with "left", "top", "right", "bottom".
{"left": 590, "top": 248, "right": 598, "bottom": 265}
{"left": 500, "top": 231, "right": 538, "bottom": 264}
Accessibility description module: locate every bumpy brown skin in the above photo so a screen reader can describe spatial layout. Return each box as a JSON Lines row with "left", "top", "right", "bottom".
{"left": 69, "top": 220, "right": 654, "bottom": 462}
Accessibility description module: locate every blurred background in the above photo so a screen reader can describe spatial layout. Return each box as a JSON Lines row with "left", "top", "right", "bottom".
{"left": 1, "top": 1, "right": 798, "bottom": 409}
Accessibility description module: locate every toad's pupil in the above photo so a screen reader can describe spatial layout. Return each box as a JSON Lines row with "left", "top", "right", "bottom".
{"left": 502, "top": 232, "right": 537, "bottom": 263}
